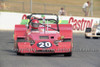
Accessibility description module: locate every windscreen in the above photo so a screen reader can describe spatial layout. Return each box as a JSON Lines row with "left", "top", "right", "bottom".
{"left": 30, "top": 13, "right": 59, "bottom": 32}
{"left": 31, "top": 14, "right": 57, "bottom": 24}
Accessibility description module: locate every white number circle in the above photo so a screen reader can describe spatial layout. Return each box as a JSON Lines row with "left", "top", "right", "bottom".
{"left": 38, "top": 42, "right": 52, "bottom": 48}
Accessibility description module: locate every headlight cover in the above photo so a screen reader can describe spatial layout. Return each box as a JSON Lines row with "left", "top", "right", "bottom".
{"left": 54, "top": 40, "right": 62, "bottom": 46}
{"left": 30, "top": 40, "right": 35, "bottom": 46}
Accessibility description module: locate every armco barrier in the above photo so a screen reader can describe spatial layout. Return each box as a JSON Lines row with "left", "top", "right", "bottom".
{"left": 0, "top": 12, "right": 100, "bottom": 33}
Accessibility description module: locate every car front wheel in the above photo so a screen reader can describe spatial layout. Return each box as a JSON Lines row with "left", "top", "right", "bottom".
{"left": 17, "top": 52, "right": 25, "bottom": 56}
{"left": 64, "top": 52, "right": 72, "bottom": 57}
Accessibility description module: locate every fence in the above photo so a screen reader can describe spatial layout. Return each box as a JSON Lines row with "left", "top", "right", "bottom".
{"left": 0, "top": 0, "right": 100, "bottom": 17}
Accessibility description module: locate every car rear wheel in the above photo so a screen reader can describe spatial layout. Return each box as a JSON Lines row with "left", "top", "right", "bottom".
{"left": 93, "top": 37, "right": 98, "bottom": 39}
{"left": 64, "top": 52, "right": 72, "bottom": 57}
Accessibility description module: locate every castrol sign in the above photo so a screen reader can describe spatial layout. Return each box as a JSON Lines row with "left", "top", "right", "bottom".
{"left": 68, "top": 17, "right": 93, "bottom": 31}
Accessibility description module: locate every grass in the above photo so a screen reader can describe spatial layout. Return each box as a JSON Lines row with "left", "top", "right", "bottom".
{"left": 1, "top": 0, "right": 100, "bottom": 17}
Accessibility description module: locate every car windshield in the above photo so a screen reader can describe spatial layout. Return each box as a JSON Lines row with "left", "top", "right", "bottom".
{"left": 30, "top": 13, "right": 59, "bottom": 31}
{"left": 38, "top": 19, "right": 56, "bottom": 24}
{"left": 31, "top": 14, "right": 58, "bottom": 24}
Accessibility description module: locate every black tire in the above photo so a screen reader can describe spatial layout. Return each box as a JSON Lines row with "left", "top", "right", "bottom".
{"left": 85, "top": 28, "right": 91, "bottom": 32}
{"left": 85, "top": 35, "right": 90, "bottom": 39}
{"left": 17, "top": 52, "right": 25, "bottom": 56}
{"left": 64, "top": 52, "right": 72, "bottom": 57}
{"left": 93, "top": 37, "right": 98, "bottom": 39}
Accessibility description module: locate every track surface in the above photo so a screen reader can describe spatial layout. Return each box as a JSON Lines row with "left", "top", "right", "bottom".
{"left": 0, "top": 31, "right": 100, "bottom": 67}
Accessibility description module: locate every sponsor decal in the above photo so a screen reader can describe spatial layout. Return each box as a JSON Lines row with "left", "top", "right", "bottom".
{"left": 69, "top": 17, "right": 93, "bottom": 31}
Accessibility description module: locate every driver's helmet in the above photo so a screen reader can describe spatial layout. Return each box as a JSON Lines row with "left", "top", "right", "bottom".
{"left": 31, "top": 19, "right": 39, "bottom": 29}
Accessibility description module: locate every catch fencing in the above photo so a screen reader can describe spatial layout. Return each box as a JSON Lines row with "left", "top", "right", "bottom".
{"left": 0, "top": 0, "right": 100, "bottom": 17}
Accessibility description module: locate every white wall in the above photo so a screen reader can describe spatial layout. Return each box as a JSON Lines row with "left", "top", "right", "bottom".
{"left": 59, "top": 16, "right": 100, "bottom": 33}
{"left": 0, "top": 12, "right": 29, "bottom": 30}
{"left": 0, "top": 12, "right": 100, "bottom": 33}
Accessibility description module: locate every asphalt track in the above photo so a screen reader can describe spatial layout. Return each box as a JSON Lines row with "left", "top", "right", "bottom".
{"left": 0, "top": 31, "right": 100, "bottom": 67}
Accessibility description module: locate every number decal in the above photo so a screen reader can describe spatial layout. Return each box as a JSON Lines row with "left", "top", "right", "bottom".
{"left": 45, "top": 42, "right": 51, "bottom": 47}
{"left": 39, "top": 42, "right": 45, "bottom": 47}
{"left": 37, "top": 42, "right": 52, "bottom": 48}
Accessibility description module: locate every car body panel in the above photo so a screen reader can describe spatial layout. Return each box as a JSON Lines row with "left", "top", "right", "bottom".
{"left": 85, "top": 23, "right": 100, "bottom": 38}
{"left": 14, "top": 13, "right": 73, "bottom": 54}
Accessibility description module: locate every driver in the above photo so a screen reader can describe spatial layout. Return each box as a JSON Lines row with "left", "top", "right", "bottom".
{"left": 30, "top": 19, "right": 40, "bottom": 31}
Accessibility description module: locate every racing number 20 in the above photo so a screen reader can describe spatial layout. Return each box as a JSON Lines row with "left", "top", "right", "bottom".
{"left": 39, "top": 42, "right": 52, "bottom": 48}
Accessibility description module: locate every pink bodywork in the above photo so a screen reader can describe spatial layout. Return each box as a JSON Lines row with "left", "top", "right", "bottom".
{"left": 14, "top": 24, "right": 73, "bottom": 54}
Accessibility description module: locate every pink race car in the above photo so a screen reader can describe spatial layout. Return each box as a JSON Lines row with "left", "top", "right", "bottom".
{"left": 14, "top": 13, "right": 73, "bottom": 57}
